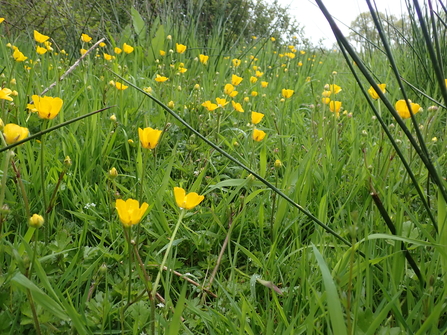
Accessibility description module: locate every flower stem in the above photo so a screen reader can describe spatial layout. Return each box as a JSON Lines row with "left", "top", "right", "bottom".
{"left": 151, "top": 209, "right": 186, "bottom": 299}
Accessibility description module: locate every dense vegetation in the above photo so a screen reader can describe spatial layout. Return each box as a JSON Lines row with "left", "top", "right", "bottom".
{"left": 1, "top": 0, "right": 447, "bottom": 334}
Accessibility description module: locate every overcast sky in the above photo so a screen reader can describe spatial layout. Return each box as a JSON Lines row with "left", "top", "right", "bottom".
{"left": 277, "top": 0, "right": 407, "bottom": 47}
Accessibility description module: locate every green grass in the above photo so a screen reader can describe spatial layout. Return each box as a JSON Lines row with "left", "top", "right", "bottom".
{"left": 1, "top": 2, "right": 447, "bottom": 334}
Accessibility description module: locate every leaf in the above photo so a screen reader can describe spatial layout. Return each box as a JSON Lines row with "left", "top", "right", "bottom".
{"left": 312, "top": 244, "right": 348, "bottom": 335}
{"left": 131, "top": 7, "right": 146, "bottom": 40}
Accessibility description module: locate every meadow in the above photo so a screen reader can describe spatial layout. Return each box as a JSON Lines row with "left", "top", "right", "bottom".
{"left": 1, "top": 1, "right": 447, "bottom": 334}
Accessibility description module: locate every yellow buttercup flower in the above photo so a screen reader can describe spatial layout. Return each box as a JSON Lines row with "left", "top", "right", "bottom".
{"left": 199, "top": 54, "right": 209, "bottom": 64}
{"left": 202, "top": 100, "right": 219, "bottom": 111}
{"left": 115, "top": 82, "right": 128, "bottom": 90}
{"left": 251, "top": 91, "right": 258, "bottom": 97}
{"left": 155, "top": 74, "right": 168, "bottom": 82}
{"left": 231, "top": 75, "right": 243, "bottom": 86}
{"left": 224, "top": 84, "right": 235, "bottom": 96}
{"left": 3, "top": 123, "right": 29, "bottom": 145}
{"left": 329, "top": 84, "right": 342, "bottom": 94}
{"left": 138, "top": 127, "right": 162, "bottom": 149}
{"left": 395, "top": 100, "right": 421, "bottom": 119}
{"left": 0, "top": 18, "right": 4, "bottom": 24}
{"left": 232, "top": 101, "right": 244, "bottom": 113}
{"left": 115, "top": 198, "right": 149, "bottom": 227}
{"left": 216, "top": 97, "right": 228, "bottom": 107}
{"left": 282, "top": 89, "right": 294, "bottom": 99}
{"left": 261, "top": 81, "right": 268, "bottom": 88}
{"left": 250, "top": 76, "right": 258, "bottom": 84}
{"left": 174, "top": 187, "right": 204, "bottom": 210}
{"left": 232, "top": 58, "right": 241, "bottom": 67}
{"left": 80, "top": 48, "right": 87, "bottom": 55}
{"left": 13, "top": 49, "right": 27, "bottom": 62}
{"left": 322, "top": 90, "right": 332, "bottom": 97}
{"left": 123, "top": 43, "right": 134, "bottom": 54}
{"left": 114, "top": 47, "right": 122, "bottom": 54}
{"left": 252, "top": 128, "right": 266, "bottom": 142}
{"left": 103, "top": 53, "right": 114, "bottom": 61}
{"left": 34, "top": 30, "right": 49, "bottom": 43}
{"left": 329, "top": 101, "right": 342, "bottom": 114}
{"left": 32, "top": 95, "right": 64, "bottom": 120}
{"left": 81, "top": 33, "right": 92, "bottom": 43}
{"left": 29, "top": 214, "right": 44, "bottom": 228}
{"left": 176, "top": 43, "right": 187, "bottom": 54}
{"left": 160, "top": 50, "right": 166, "bottom": 56}
{"left": 322, "top": 97, "right": 331, "bottom": 104}
{"left": 36, "top": 46, "right": 47, "bottom": 55}
{"left": 255, "top": 70, "right": 264, "bottom": 77}
{"left": 251, "top": 111, "right": 264, "bottom": 124}
{"left": 0, "top": 88, "right": 13, "bottom": 101}
{"left": 368, "top": 84, "right": 386, "bottom": 100}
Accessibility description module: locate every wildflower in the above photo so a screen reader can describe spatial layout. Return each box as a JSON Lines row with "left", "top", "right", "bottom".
{"left": 81, "top": 33, "right": 92, "bottom": 42}
{"left": 270, "top": 37, "right": 276, "bottom": 41}
{"left": 0, "top": 18, "right": 4, "bottom": 24}
{"left": 143, "top": 87, "right": 153, "bottom": 94}
{"left": 115, "top": 198, "right": 149, "bottom": 227}
{"left": 176, "top": 43, "right": 187, "bottom": 54}
{"left": 216, "top": 97, "right": 228, "bottom": 107}
{"left": 11, "top": 90, "right": 18, "bottom": 96}
{"left": 232, "top": 59, "right": 241, "bottom": 67}
{"left": 231, "top": 75, "right": 243, "bottom": 86}
{"left": 80, "top": 48, "right": 87, "bottom": 55}
{"left": 251, "top": 91, "right": 258, "bottom": 97}
{"left": 138, "top": 127, "right": 162, "bottom": 149}
{"left": 368, "top": 84, "right": 386, "bottom": 100}
{"left": 167, "top": 101, "right": 175, "bottom": 109}
{"left": 114, "top": 47, "right": 122, "bottom": 54}
{"left": 167, "top": 35, "right": 172, "bottom": 40}
{"left": 174, "top": 187, "right": 204, "bottom": 210}
{"left": 178, "top": 67, "right": 187, "bottom": 74}
{"left": 44, "top": 41, "right": 53, "bottom": 51}
{"left": 329, "top": 84, "right": 342, "bottom": 94}
{"left": 31, "top": 95, "right": 64, "bottom": 120}
{"left": 255, "top": 70, "right": 264, "bottom": 77}
{"left": 232, "top": 101, "right": 244, "bottom": 113}
{"left": 224, "top": 84, "right": 235, "bottom": 96}
{"left": 10, "top": 78, "right": 16, "bottom": 85}
{"left": 274, "top": 159, "right": 282, "bottom": 169}
{"left": 329, "top": 101, "right": 342, "bottom": 113}
{"left": 29, "top": 214, "right": 44, "bottom": 228}
{"left": 99, "top": 42, "right": 106, "bottom": 47}
{"left": 199, "top": 54, "right": 209, "bottom": 64}
{"left": 123, "top": 43, "right": 134, "bottom": 54}
{"left": 395, "top": 100, "right": 421, "bottom": 119}
{"left": 115, "top": 82, "right": 128, "bottom": 90}
{"left": 110, "top": 114, "right": 117, "bottom": 122}
{"left": 298, "top": 61, "right": 303, "bottom": 66}
{"left": 250, "top": 76, "right": 258, "bottom": 84}
{"left": 160, "top": 50, "right": 166, "bottom": 56}
{"left": 103, "top": 53, "right": 113, "bottom": 61}
{"left": 252, "top": 128, "right": 266, "bottom": 142}
{"left": 261, "top": 81, "right": 268, "bottom": 88}
{"left": 251, "top": 111, "right": 264, "bottom": 124}
{"left": 194, "top": 84, "right": 200, "bottom": 90}
{"left": 3, "top": 123, "right": 29, "bottom": 145}
{"left": 109, "top": 167, "right": 118, "bottom": 179}
{"left": 432, "top": 137, "right": 438, "bottom": 142}
{"left": 322, "top": 97, "right": 331, "bottom": 104}
{"left": 13, "top": 49, "right": 27, "bottom": 62}
{"left": 282, "top": 89, "right": 294, "bottom": 99}
{"left": 33, "top": 30, "right": 49, "bottom": 44}
{"left": 0, "top": 88, "right": 13, "bottom": 101}
{"left": 36, "top": 46, "right": 47, "bottom": 55}
{"left": 202, "top": 100, "right": 219, "bottom": 111}
{"left": 155, "top": 74, "right": 168, "bottom": 83}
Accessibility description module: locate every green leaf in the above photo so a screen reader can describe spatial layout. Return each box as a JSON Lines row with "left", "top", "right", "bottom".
{"left": 312, "top": 244, "right": 348, "bottom": 335}
{"left": 131, "top": 7, "right": 146, "bottom": 40}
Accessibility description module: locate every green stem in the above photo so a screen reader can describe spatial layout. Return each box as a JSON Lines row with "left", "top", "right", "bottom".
{"left": 151, "top": 209, "right": 186, "bottom": 299}
{"left": 123, "top": 228, "right": 133, "bottom": 307}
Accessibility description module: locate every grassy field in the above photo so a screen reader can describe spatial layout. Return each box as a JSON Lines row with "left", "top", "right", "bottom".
{"left": 1, "top": 1, "right": 447, "bottom": 334}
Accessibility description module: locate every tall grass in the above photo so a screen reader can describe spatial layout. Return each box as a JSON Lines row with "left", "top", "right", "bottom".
{"left": 1, "top": 0, "right": 447, "bottom": 334}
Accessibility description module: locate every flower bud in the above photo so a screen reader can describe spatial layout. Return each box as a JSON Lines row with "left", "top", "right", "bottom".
{"left": 29, "top": 214, "right": 44, "bottom": 228}
{"left": 274, "top": 159, "right": 282, "bottom": 169}
{"left": 110, "top": 114, "right": 117, "bottom": 122}
{"left": 109, "top": 167, "right": 118, "bottom": 179}
{"left": 64, "top": 156, "right": 72, "bottom": 167}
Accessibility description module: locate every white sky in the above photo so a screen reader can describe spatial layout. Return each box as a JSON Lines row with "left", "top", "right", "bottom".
{"left": 277, "top": 0, "right": 407, "bottom": 47}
